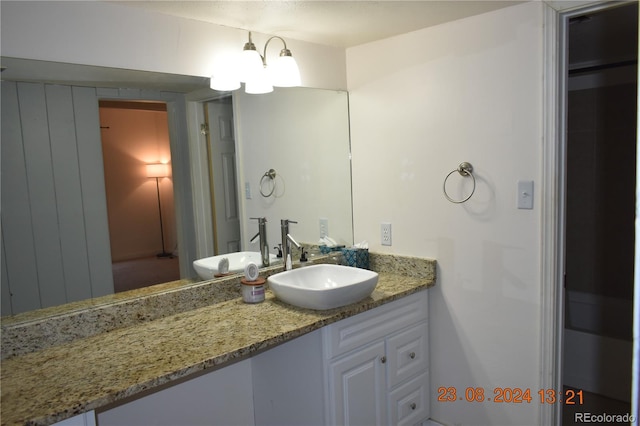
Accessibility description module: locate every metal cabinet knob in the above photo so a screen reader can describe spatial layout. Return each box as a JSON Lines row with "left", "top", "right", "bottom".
{"left": 409, "top": 352, "right": 416, "bottom": 359}
{"left": 410, "top": 403, "right": 417, "bottom": 410}
{"left": 380, "top": 356, "right": 386, "bottom": 364}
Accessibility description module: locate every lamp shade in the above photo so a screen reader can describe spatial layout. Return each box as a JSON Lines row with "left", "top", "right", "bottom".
{"left": 210, "top": 76, "right": 241, "bottom": 91}
{"left": 210, "top": 70, "right": 241, "bottom": 91}
{"left": 146, "top": 163, "right": 170, "bottom": 178}
{"left": 270, "top": 54, "right": 301, "bottom": 87}
{"left": 238, "top": 48, "right": 264, "bottom": 83}
{"left": 245, "top": 67, "right": 273, "bottom": 94}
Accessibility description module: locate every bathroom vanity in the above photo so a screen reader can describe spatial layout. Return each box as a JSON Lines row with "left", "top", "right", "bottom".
{"left": 98, "top": 290, "right": 429, "bottom": 426}
{"left": 0, "top": 253, "right": 435, "bottom": 426}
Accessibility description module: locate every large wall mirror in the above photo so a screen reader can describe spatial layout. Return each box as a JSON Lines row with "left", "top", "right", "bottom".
{"left": 0, "top": 57, "right": 353, "bottom": 318}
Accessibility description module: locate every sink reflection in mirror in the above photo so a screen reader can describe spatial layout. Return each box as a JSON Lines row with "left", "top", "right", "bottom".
{"left": 193, "top": 252, "right": 281, "bottom": 280}
{"left": 267, "top": 264, "right": 378, "bottom": 310}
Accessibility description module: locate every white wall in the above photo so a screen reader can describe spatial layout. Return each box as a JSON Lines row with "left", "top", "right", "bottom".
{"left": 347, "top": 3, "right": 543, "bottom": 425}
{"left": 0, "top": 1, "right": 347, "bottom": 90}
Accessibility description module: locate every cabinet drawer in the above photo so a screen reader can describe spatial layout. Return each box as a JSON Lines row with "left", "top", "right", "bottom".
{"left": 386, "top": 321, "right": 428, "bottom": 389}
{"left": 324, "top": 290, "right": 428, "bottom": 358}
{"left": 388, "top": 372, "right": 429, "bottom": 426}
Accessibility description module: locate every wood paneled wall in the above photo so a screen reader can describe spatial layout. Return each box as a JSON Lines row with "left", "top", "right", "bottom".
{"left": 1, "top": 81, "right": 113, "bottom": 315}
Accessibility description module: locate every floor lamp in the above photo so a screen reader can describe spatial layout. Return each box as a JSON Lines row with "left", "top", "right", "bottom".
{"left": 146, "top": 163, "right": 173, "bottom": 258}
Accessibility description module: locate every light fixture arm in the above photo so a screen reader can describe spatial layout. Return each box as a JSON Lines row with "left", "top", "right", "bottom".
{"left": 243, "top": 31, "right": 258, "bottom": 53}
{"left": 262, "top": 36, "right": 291, "bottom": 66}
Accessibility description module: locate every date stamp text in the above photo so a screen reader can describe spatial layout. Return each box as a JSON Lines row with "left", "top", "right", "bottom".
{"left": 436, "top": 387, "right": 585, "bottom": 404}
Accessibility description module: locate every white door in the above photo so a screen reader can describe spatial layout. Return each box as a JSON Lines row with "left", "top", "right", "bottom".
{"left": 327, "top": 341, "right": 387, "bottom": 426}
{"left": 206, "top": 99, "right": 240, "bottom": 254}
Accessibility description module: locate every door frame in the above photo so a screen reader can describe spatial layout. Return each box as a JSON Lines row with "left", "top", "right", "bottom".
{"left": 539, "top": 4, "right": 563, "bottom": 424}
{"left": 95, "top": 89, "right": 198, "bottom": 280}
{"left": 540, "top": 1, "right": 639, "bottom": 424}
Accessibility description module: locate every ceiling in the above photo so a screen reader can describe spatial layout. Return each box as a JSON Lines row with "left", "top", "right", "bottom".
{"left": 1, "top": 1, "right": 526, "bottom": 91}
{"left": 110, "top": 1, "right": 526, "bottom": 48}
{"left": 4, "top": 0, "right": 621, "bottom": 91}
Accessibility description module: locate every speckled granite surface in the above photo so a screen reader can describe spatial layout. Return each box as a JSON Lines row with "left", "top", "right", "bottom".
{"left": 1, "top": 253, "right": 435, "bottom": 426}
{"left": 1, "top": 253, "right": 346, "bottom": 359}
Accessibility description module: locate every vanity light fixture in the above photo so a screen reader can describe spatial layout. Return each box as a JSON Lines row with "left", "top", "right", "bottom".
{"left": 210, "top": 31, "right": 301, "bottom": 94}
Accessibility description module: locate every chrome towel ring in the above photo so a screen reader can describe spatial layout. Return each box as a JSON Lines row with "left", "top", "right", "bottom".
{"left": 443, "top": 162, "right": 476, "bottom": 204}
{"left": 260, "top": 169, "right": 277, "bottom": 197}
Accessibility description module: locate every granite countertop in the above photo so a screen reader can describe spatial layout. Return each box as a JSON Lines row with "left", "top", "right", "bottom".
{"left": 1, "top": 254, "right": 435, "bottom": 426}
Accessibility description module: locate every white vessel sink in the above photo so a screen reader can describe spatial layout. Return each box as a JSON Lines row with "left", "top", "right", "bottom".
{"left": 193, "top": 251, "right": 279, "bottom": 280}
{"left": 267, "top": 264, "right": 379, "bottom": 310}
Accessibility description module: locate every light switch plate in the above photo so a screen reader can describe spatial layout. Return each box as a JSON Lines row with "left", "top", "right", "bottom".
{"left": 517, "top": 180, "right": 534, "bottom": 209}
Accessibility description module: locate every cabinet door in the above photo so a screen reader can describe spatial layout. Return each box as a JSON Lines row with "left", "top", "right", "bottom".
{"left": 327, "top": 341, "right": 387, "bottom": 426}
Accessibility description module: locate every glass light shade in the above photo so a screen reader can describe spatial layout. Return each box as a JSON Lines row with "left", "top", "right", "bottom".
{"left": 270, "top": 55, "right": 301, "bottom": 87}
{"left": 210, "top": 66, "right": 240, "bottom": 91}
{"left": 146, "top": 163, "right": 170, "bottom": 178}
{"left": 245, "top": 67, "right": 273, "bottom": 94}
{"left": 238, "top": 48, "right": 264, "bottom": 83}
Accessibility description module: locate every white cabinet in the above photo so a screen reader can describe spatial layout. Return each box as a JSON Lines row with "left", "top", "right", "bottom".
{"left": 252, "top": 328, "right": 326, "bottom": 425}
{"left": 326, "top": 340, "right": 388, "bottom": 425}
{"left": 96, "top": 359, "right": 255, "bottom": 426}
{"left": 52, "top": 412, "right": 95, "bottom": 426}
{"left": 93, "top": 291, "right": 429, "bottom": 426}
{"left": 324, "top": 291, "right": 429, "bottom": 426}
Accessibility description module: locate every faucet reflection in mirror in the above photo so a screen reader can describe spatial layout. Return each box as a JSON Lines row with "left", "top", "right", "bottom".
{"left": 210, "top": 31, "right": 301, "bottom": 94}
{"left": 250, "top": 217, "right": 270, "bottom": 267}
{"left": 146, "top": 163, "right": 172, "bottom": 258}
{"left": 281, "top": 219, "right": 301, "bottom": 270}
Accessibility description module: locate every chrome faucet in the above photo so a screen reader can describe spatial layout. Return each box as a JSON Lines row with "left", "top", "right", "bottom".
{"left": 280, "top": 219, "right": 301, "bottom": 269}
{"left": 250, "top": 217, "right": 270, "bottom": 267}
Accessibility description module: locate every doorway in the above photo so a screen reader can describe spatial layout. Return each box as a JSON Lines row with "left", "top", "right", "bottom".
{"left": 99, "top": 101, "right": 180, "bottom": 292}
{"left": 561, "top": 2, "right": 637, "bottom": 424}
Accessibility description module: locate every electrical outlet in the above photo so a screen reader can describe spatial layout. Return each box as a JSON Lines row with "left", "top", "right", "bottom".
{"left": 381, "top": 222, "right": 392, "bottom": 246}
{"left": 319, "top": 218, "right": 329, "bottom": 238}
{"left": 245, "top": 182, "right": 251, "bottom": 199}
